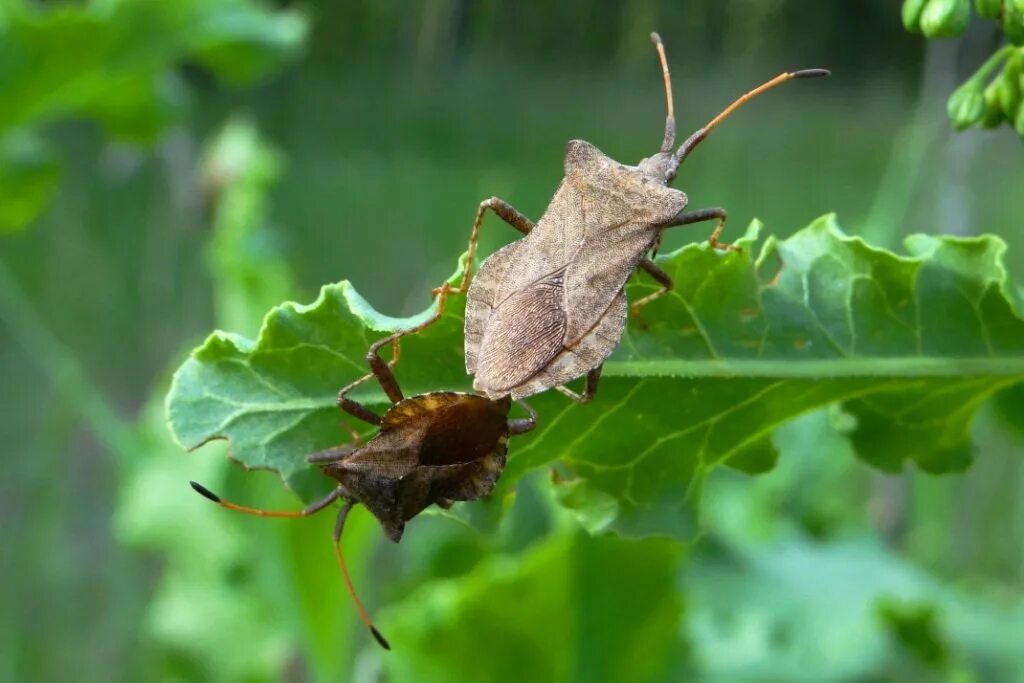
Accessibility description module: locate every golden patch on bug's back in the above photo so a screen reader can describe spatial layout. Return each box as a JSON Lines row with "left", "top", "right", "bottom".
{"left": 381, "top": 390, "right": 462, "bottom": 430}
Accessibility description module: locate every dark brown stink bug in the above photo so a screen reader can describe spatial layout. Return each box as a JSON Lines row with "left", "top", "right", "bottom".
{"left": 190, "top": 317, "right": 537, "bottom": 650}
{"left": 431, "top": 33, "right": 828, "bottom": 403}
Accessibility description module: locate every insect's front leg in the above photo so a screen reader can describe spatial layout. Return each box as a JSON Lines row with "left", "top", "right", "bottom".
{"left": 659, "top": 207, "right": 739, "bottom": 252}
{"left": 631, "top": 260, "right": 673, "bottom": 324}
{"left": 439, "top": 196, "right": 536, "bottom": 295}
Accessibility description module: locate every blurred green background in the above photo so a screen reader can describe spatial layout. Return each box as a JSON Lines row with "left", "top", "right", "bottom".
{"left": 1, "top": 1, "right": 1023, "bottom": 681}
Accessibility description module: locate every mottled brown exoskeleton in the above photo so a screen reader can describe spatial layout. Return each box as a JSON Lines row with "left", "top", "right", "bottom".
{"left": 433, "top": 34, "right": 828, "bottom": 402}
{"left": 190, "top": 312, "right": 536, "bottom": 650}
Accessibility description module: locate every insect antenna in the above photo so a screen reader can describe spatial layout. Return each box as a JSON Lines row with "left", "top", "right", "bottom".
{"left": 675, "top": 68, "right": 830, "bottom": 164}
{"left": 333, "top": 501, "right": 391, "bottom": 650}
{"left": 190, "top": 482, "right": 391, "bottom": 649}
{"left": 189, "top": 480, "right": 342, "bottom": 517}
{"left": 650, "top": 32, "right": 675, "bottom": 153}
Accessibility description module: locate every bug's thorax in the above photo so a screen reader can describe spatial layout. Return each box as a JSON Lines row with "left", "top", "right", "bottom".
{"left": 520, "top": 140, "right": 688, "bottom": 250}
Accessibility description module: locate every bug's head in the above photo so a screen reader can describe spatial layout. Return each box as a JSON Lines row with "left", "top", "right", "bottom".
{"left": 641, "top": 32, "right": 829, "bottom": 186}
{"left": 637, "top": 149, "right": 678, "bottom": 186}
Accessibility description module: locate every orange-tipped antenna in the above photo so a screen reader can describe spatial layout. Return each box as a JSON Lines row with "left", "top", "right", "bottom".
{"left": 675, "top": 68, "right": 830, "bottom": 163}
{"left": 650, "top": 32, "right": 676, "bottom": 153}
{"left": 189, "top": 481, "right": 390, "bottom": 649}
{"left": 333, "top": 502, "right": 391, "bottom": 650}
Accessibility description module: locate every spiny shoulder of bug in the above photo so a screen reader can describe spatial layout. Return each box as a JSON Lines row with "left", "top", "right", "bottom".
{"left": 564, "top": 123, "right": 686, "bottom": 201}
{"left": 563, "top": 134, "right": 675, "bottom": 181}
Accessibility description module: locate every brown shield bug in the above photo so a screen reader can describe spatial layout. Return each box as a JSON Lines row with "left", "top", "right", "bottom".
{"left": 190, "top": 312, "right": 537, "bottom": 650}
{"left": 434, "top": 33, "right": 828, "bottom": 402}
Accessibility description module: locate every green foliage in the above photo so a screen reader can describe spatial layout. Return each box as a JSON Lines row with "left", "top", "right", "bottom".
{"left": 380, "top": 533, "right": 683, "bottom": 683}
{"left": 904, "top": 0, "right": 971, "bottom": 36}
{"left": 116, "top": 402, "right": 294, "bottom": 682}
{"left": 902, "top": 0, "right": 1024, "bottom": 137}
{"left": 0, "top": 129, "right": 58, "bottom": 233}
{"left": 685, "top": 409, "right": 1024, "bottom": 680}
{"left": 166, "top": 215, "right": 1024, "bottom": 538}
{"left": 202, "top": 118, "right": 293, "bottom": 334}
{"left": 115, "top": 121, "right": 373, "bottom": 682}
{"left": 4, "top": 7, "right": 1022, "bottom": 680}
{"left": 0, "top": 0, "right": 306, "bottom": 231}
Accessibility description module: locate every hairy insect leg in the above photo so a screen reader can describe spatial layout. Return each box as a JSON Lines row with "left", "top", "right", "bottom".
{"left": 439, "top": 196, "right": 536, "bottom": 295}
{"left": 508, "top": 398, "right": 538, "bottom": 435}
{"left": 337, "top": 371, "right": 386, "bottom": 427}
{"left": 660, "top": 207, "right": 739, "bottom": 252}
{"left": 631, "top": 259, "right": 674, "bottom": 326}
{"left": 332, "top": 501, "right": 391, "bottom": 650}
{"left": 189, "top": 481, "right": 344, "bottom": 517}
{"left": 555, "top": 366, "right": 603, "bottom": 404}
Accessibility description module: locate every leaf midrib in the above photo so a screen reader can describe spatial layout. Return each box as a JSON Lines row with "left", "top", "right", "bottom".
{"left": 605, "top": 357, "right": 1024, "bottom": 378}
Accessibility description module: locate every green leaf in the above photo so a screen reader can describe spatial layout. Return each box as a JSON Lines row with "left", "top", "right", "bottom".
{"left": 116, "top": 400, "right": 296, "bottom": 683}
{"left": 685, "top": 535, "right": 1024, "bottom": 680}
{"left": 0, "top": 0, "right": 307, "bottom": 136}
{"left": 166, "top": 215, "right": 1024, "bottom": 537}
{"left": 377, "top": 532, "right": 683, "bottom": 683}
{"left": 550, "top": 473, "right": 621, "bottom": 535}
{"left": 0, "top": 0, "right": 307, "bottom": 229}
{"left": 0, "top": 129, "right": 59, "bottom": 233}
{"left": 689, "top": 399, "right": 1024, "bottom": 680}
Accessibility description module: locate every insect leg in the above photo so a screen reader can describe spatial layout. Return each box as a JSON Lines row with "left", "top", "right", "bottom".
{"left": 337, "top": 372, "right": 385, "bottom": 426}
{"left": 658, "top": 207, "right": 740, "bottom": 252}
{"left": 338, "top": 284, "right": 456, "bottom": 422}
{"left": 554, "top": 366, "right": 602, "bottom": 404}
{"left": 508, "top": 398, "right": 538, "bottom": 435}
{"left": 631, "top": 259, "right": 674, "bottom": 325}
{"left": 441, "top": 197, "right": 536, "bottom": 295}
